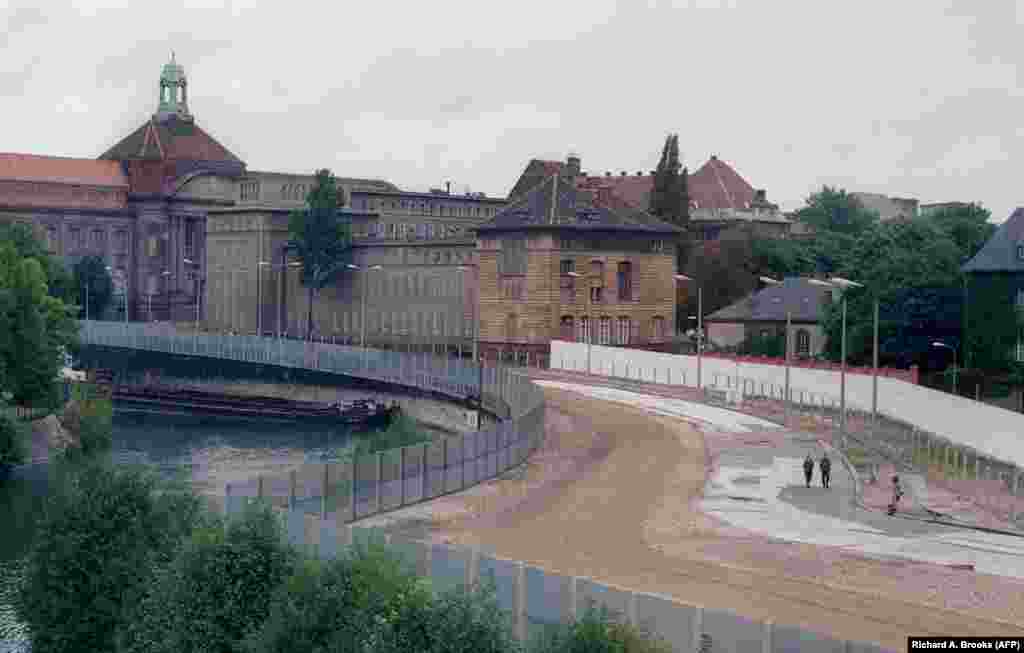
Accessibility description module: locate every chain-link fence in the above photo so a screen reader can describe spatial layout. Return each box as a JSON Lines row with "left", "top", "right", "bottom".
{"left": 78, "top": 320, "right": 547, "bottom": 525}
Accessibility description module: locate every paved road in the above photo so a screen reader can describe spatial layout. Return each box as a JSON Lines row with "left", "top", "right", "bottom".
{"left": 539, "top": 380, "right": 1024, "bottom": 580}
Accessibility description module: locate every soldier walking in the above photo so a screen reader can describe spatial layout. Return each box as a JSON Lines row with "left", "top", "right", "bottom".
{"left": 803, "top": 454, "right": 814, "bottom": 488}
{"left": 820, "top": 454, "right": 832, "bottom": 489}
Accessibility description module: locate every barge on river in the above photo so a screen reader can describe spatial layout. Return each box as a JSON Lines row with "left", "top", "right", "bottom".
{"left": 112, "top": 385, "right": 396, "bottom": 427}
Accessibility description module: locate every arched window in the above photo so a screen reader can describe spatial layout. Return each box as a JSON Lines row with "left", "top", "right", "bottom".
{"left": 599, "top": 316, "right": 612, "bottom": 344}
{"left": 617, "top": 317, "right": 631, "bottom": 345}
{"left": 578, "top": 316, "right": 590, "bottom": 343}
{"left": 796, "top": 329, "right": 811, "bottom": 356}
{"left": 560, "top": 316, "right": 574, "bottom": 340}
{"left": 651, "top": 316, "right": 666, "bottom": 342}
{"left": 506, "top": 314, "right": 518, "bottom": 340}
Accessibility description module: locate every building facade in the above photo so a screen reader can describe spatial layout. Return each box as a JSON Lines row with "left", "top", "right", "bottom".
{"left": 477, "top": 170, "right": 683, "bottom": 363}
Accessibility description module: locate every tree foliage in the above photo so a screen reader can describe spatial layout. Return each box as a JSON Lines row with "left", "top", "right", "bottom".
{"left": 73, "top": 255, "right": 114, "bottom": 320}
{"left": 0, "top": 405, "right": 28, "bottom": 468}
{"left": 791, "top": 186, "right": 879, "bottom": 235}
{"left": 16, "top": 460, "right": 206, "bottom": 653}
{"left": 927, "top": 203, "right": 995, "bottom": 265}
{"left": 0, "top": 225, "right": 78, "bottom": 405}
{"left": 649, "top": 134, "right": 689, "bottom": 227}
{"left": 287, "top": 169, "right": 352, "bottom": 340}
{"left": 120, "top": 502, "right": 297, "bottom": 653}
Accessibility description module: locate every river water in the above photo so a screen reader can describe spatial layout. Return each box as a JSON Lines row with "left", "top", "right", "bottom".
{"left": 0, "top": 408, "right": 367, "bottom": 645}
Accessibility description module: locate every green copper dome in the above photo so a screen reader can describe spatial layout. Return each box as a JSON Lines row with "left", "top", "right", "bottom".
{"left": 156, "top": 53, "right": 191, "bottom": 122}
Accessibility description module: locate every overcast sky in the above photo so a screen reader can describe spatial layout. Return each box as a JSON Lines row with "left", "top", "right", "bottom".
{"left": 3, "top": 0, "right": 1022, "bottom": 221}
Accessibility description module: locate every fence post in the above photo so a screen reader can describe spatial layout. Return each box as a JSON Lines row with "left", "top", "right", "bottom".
{"left": 399, "top": 446, "right": 406, "bottom": 506}
{"left": 321, "top": 463, "right": 328, "bottom": 521}
{"left": 257, "top": 474, "right": 264, "bottom": 501}
{"left": 289, "top": 469, "right": 297, "bottom": 511}
{"left": 348, "top": 456, "right": 357, "bottom": 522}
{"left": 421, "top": 442, "right": 429, "bottom": 500}
{"left": 375, "top": 451, "right": 383, "bottom": 513}
{"left": 442, "top": 436, "right": 449, "bottom": 493}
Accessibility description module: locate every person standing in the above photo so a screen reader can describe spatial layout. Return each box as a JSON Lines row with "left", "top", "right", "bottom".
{"left": 888, "top": 475, "right": 903, "bottom": 515}
{"left": 820, "top": 454, "right": 831, "bottom": 489}
{"left": 803, "top": 454, "right": 814, "bottom": 488}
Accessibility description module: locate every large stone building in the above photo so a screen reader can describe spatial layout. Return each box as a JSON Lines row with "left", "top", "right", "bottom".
{"left": 477, "top": 167, "right": 684, "bottom": 361}
{"left": 1, "top": 56, "right": 685, "bottom": 363}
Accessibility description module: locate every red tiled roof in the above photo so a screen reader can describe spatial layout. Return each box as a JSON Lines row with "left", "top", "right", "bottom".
{"left": 575, "top": 174, "right": 653, "bottom": 210}
{"left": 687, "top": 155, "right": 756, "bottom": 210}
{"left": 100, "top": 115, "right": 243, "bottom": 164}
{"left": 0, "top": 152, "right": 128, "bottom": 187}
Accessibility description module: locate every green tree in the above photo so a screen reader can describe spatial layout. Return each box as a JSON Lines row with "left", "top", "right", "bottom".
{"left": 793, "top": 186, "right": 878, "bottom": 235}
{"left": 739, "top": 332, "right": 786, "bottom": 358}
{"left": 0, "top": 221, "right": 75, "bottom": 303}
{"left": 16, "top": 460, "right": 206, "bottom": 653}
{"left": 120, "top": 501, "right": 297, "bottom": 653}
{"left": 0, "top": 405, "right": 28, "bottom": 468}
{"left": 73, "top": 255, "right": 114, "bottom": 320}
{"left": 650, "top": 134, "right": 689, "bottom": 227}
{"left": 287, "top": 169, "right": 352, "bottom": 340}
{"left": 927, "top": 203, "right": 995, "bottom": 265}
{"left": 817, "top": 217, "right": 964, "bottom": 364}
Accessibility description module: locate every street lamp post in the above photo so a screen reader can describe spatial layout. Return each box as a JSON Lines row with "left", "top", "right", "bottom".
{"left": 674, "top": 275, "right": 701, "bottom": 389}
{"left": 566, "top": 271, "right": 591, "bottom": 373}
{"left": 759, "top": 276, "right": 792, "bottom": 426}
{"left": 456, "top": 266, "right": 478, "bottom": 362}
{"left": 259, "top": 260, "right": 301, "bottom": 338}
{"left": 932, "top": 341, "right": 958, "bottom": 396}
{"left": 809, "top": 276, "right": 865, "bottom": 439}
{"left": 346, "top": 263, "right": 382, "bottom": 369}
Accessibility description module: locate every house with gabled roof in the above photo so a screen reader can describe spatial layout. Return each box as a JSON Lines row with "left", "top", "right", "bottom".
{"left": 703, "top": 277, "right": 832, "bottom": 355}
{"left": 477, "top": 166, "right": 684, "bottom": 363}
{"left": 962, "top": 207, "right": 1024, "bottom": 363}
{"left": 506, "top": 154, "right": 791, "bottom": 242}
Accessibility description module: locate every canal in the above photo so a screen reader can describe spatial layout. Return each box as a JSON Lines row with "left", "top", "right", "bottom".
{"left": 0, "top": 406, "right": 374, "bottom": 646}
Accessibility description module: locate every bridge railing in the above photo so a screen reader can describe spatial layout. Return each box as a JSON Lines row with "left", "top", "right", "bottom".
{"left": 77, "top": 320, "right": 546, "bottom": 524}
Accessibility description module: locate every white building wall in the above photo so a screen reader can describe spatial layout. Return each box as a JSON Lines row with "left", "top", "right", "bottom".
{"left": 550, "top": 340, "right": 1024, "bottom": 470}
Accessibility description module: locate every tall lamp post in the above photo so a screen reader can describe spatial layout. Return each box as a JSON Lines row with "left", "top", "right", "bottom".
{"left": 346, "top": 263, "right": 382, "bottom": 368}
{"left": 758, "top": 276, "right": 792, "bottom": 426}
{"left": 932, "top": 341, "right": 958, "bottom": 396}
{"left": 565, "top": 271, "right": 591, "bottom": 374}
{"left": 674, "top": 275, "right": 702, "bottom": 389}
{"left": 808, "top": 276, "right": 865, "bottom": 439}
{"left": 259, "top": 260, "right": 301, "bottom": 338}
{"left": 183, "top": 258, "right": 203, "bottom": 348}
{"left": 456, "top": 265, "right": 478, "bottom": 362}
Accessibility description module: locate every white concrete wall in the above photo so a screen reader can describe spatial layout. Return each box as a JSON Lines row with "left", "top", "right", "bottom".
{"left": 550, "top": 341, "right": 1024, "bottom": 470}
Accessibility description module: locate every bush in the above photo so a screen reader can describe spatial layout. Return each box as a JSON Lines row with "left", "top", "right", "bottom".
{"left": 119, "top": 501, "right": 297, "bottom": 653}
{"left": 355, "top": 410, "right": 430, "bottom": 456}
{"left": 528, "top": 601, "right": 673, "bottom": 653}
{"left": 242, "top": 537, "right": 433, "bottom": 653}
{"left": 15, "top": 460, "right": 206, "bottom": 653}
{"left": 58, "top": 394, "right": 113, "bottom": 462}
{"left": 0, "top": 407, "right": 28, "bottom": 468}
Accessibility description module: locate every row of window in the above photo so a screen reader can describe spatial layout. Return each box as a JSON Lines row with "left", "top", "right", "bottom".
{"left": 559, "top": 237, "right": 667, "bottom": 253}
{"left": 558, "top": 260, "right": 635, "bottom": 303}
{"left": 212, "top": 306, "right": 473, "bottom": 338}
{"left": 353, "top": 221, "right": 472, "bottom": 241}
{"left": 352, "top": 197, "right": 499, "bottom": 219}
{"left": 358, "top": 272, "right": 465, "bottom": 299}
{"left": 46, "top": 226, "right": 131, "bottom": 254}
{"left": 556, "top": 315, "right": 668, "bottom": 345}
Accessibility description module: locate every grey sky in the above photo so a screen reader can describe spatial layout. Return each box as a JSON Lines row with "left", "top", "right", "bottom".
{"left": 3, "top": 0, "right": 1022, "bottom": 221}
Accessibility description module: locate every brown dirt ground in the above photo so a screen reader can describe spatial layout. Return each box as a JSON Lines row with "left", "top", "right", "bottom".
{"left": 425, "top": 387, "right": 1024, "bottom": 651}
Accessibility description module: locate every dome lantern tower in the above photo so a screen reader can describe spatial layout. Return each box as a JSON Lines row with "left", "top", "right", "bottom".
{"left": 156, "top": 52, "right": 191, "bottom": 122}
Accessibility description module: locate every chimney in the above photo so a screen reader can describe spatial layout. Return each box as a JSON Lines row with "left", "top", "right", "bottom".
{"left": 605, "top": 171, "right": 611, "bottom": 177}
{"left": 755, "top": 189, "right": 766, "bottom": 202}
{"left": 620, "top": 171, "right": 627, "bottom": 176}
{"left": 711, "top": 154, "right": 718, "bottom": 161}
{"left": 445, "top": 181, "right": 451, "bottom": 194}
{"left": 636, "top": 171, "right": 642, "bottom": 176}
{"left": 566, "top": 153, "right": 581, "bottom": 179}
